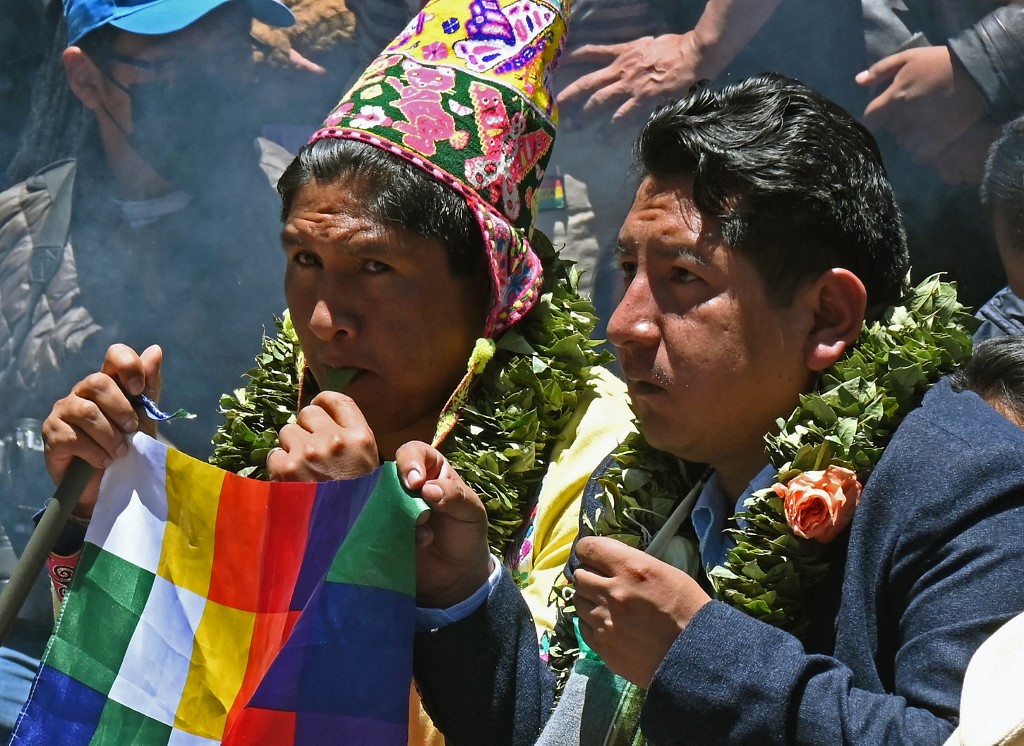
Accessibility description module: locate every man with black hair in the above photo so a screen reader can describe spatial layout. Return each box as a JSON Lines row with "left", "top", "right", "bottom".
{"left": 400, "top": 73, "right": 1024, "bottom": 744}
{"left": 975, "top": 117, "right": 1024, "bottom": 341}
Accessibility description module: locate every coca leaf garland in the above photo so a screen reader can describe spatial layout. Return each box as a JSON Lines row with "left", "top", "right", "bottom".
{"left": 712, "top": 274, "right": 976, "bottom": 634}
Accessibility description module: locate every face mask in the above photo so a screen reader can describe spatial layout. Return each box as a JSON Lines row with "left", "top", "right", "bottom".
{"left": 99, "top": 66, "right": 262, "bottom": 194}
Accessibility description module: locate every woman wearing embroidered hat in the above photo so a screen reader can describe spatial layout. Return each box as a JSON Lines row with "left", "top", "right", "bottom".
{"left": 41, "top": 0, "right": 635, "bottom": 741}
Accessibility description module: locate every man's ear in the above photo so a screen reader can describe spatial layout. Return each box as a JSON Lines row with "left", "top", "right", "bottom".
{"left": 803, "top": 268, "right": 867, "bottom": 371}
{"left": 62, "top": 47, "right": 104, "bottom": 111}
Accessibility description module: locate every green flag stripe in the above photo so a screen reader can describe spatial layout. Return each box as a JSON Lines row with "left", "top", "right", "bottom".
{"left": 325, "top": 462, "right": 427, "bottom": 596}
{"left": 90, "top": 699, "right": 172, "bottom": 745}
{"left": 46, "top": 544, "right": 155, "bottom": 696}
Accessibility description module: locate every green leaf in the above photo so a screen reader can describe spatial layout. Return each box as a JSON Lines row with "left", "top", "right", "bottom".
{"left": 496, "top": 330, "right": 536, "bottom": 355}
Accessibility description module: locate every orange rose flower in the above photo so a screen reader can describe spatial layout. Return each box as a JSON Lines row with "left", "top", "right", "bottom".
{"left": 773, "top": 465, "right": 862, "bottom": 543}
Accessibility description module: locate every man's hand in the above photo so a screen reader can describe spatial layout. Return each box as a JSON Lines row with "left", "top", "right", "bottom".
{"left": 396, "top": 441, "right": 491, "bottom": 609}
{"left": 288, "top": 47, "right": 327, "bottom": 75}
{"left": 858, "top": 46, "right": 988, "bottom": 166}
{"left": 555, "top": 0, "right": 783, "bottom": 128}
{"left": 267, "top": 391, "right": 379, "bottom": 481}
{"left": 42, "top": 343, "right": 163, "bottom": 519}
{"left": 573, "top": 536, "right": 711, "bottom": 689}
{"left": 557, "top": 33, "right": 706, "bottom": 126}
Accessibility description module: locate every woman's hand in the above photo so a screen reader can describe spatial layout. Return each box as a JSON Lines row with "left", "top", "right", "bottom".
{"left": 396, "top": 441, "right": 491, "bottom": 609}
{"left": 42, "top": 343, "right": 162, "bottom": 518}
{"left": 267, "top": 391, "right": 380, "bottom": 481}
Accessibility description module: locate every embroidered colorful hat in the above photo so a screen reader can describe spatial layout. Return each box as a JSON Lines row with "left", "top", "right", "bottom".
{"left": 309, "top": 0, "right": 569, "bottom": 340}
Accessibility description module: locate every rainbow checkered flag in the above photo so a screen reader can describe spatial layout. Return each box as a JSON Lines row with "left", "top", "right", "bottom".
{"left": 11, "top": 433, "right": 425, "bottom": 744}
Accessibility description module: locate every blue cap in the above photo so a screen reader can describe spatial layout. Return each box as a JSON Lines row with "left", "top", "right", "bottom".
{"left": 65, "top": 0, "right": 295, "bottom": 46}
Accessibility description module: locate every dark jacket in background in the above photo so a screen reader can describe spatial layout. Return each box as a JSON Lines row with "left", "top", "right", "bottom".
{"left": 975, "top": 286, "right": 1024, "bottom": 341}
{"left": 903, "top": 1, "right": 1024, "bottom": 118}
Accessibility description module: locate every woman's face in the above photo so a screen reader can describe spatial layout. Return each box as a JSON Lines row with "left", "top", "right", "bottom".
{"left": 282, "top": 176, "right": 489, "bottom": 459}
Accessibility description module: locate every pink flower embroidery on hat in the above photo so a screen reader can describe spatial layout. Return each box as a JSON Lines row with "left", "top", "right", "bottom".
{"left": 323, "top": 101, "right": 354, "bottom": 127}
{"left": 386, "top": 61, "right": 457, "bottom": 156}
{"left": 422, "top": 41, "right": 450, "bottom": 61}
{"left": 349, "top": 105, "right": 393, "bottom": 129}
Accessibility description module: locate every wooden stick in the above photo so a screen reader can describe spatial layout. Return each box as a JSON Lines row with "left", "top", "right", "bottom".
{"left": 0, "top": 457, "right": 94, "bottom": 645}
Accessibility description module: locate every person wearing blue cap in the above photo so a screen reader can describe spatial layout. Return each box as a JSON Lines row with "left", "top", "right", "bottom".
{"left": 0, "top": 0, "right": 294, "bottom": 737}
{"left": 64, "top": 0, "right": 294, "bottom": 45}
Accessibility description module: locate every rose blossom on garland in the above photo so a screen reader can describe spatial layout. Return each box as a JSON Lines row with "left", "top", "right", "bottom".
{"left": 775, "top": 465, "right": 862, "bottom": 543}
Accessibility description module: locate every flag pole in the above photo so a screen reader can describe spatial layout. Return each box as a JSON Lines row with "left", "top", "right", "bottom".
{"left": 0, "top": 394, "right": 196, "bottom": 645}
{"left": 0, "top": 457, "right": 94, "bottom": 645}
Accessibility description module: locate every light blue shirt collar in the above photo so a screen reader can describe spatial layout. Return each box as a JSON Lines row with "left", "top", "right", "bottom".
{"left": 690, "top": 464, "right": 777, "bottom": 570}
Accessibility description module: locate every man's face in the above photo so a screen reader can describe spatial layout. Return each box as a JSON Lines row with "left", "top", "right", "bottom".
{"left": 608, "top": 175, "right": 816, "bottom": 490}
{"left": 86, "top": 2, "right": 255, "bottom": 135}
{"left": 282, "top": 176, "right": 489, "bottom": 458}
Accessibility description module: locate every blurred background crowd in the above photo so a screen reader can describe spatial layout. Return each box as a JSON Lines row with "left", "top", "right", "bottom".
{"left": 4, "top": 1, "right": 1023, "bottom": 346}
